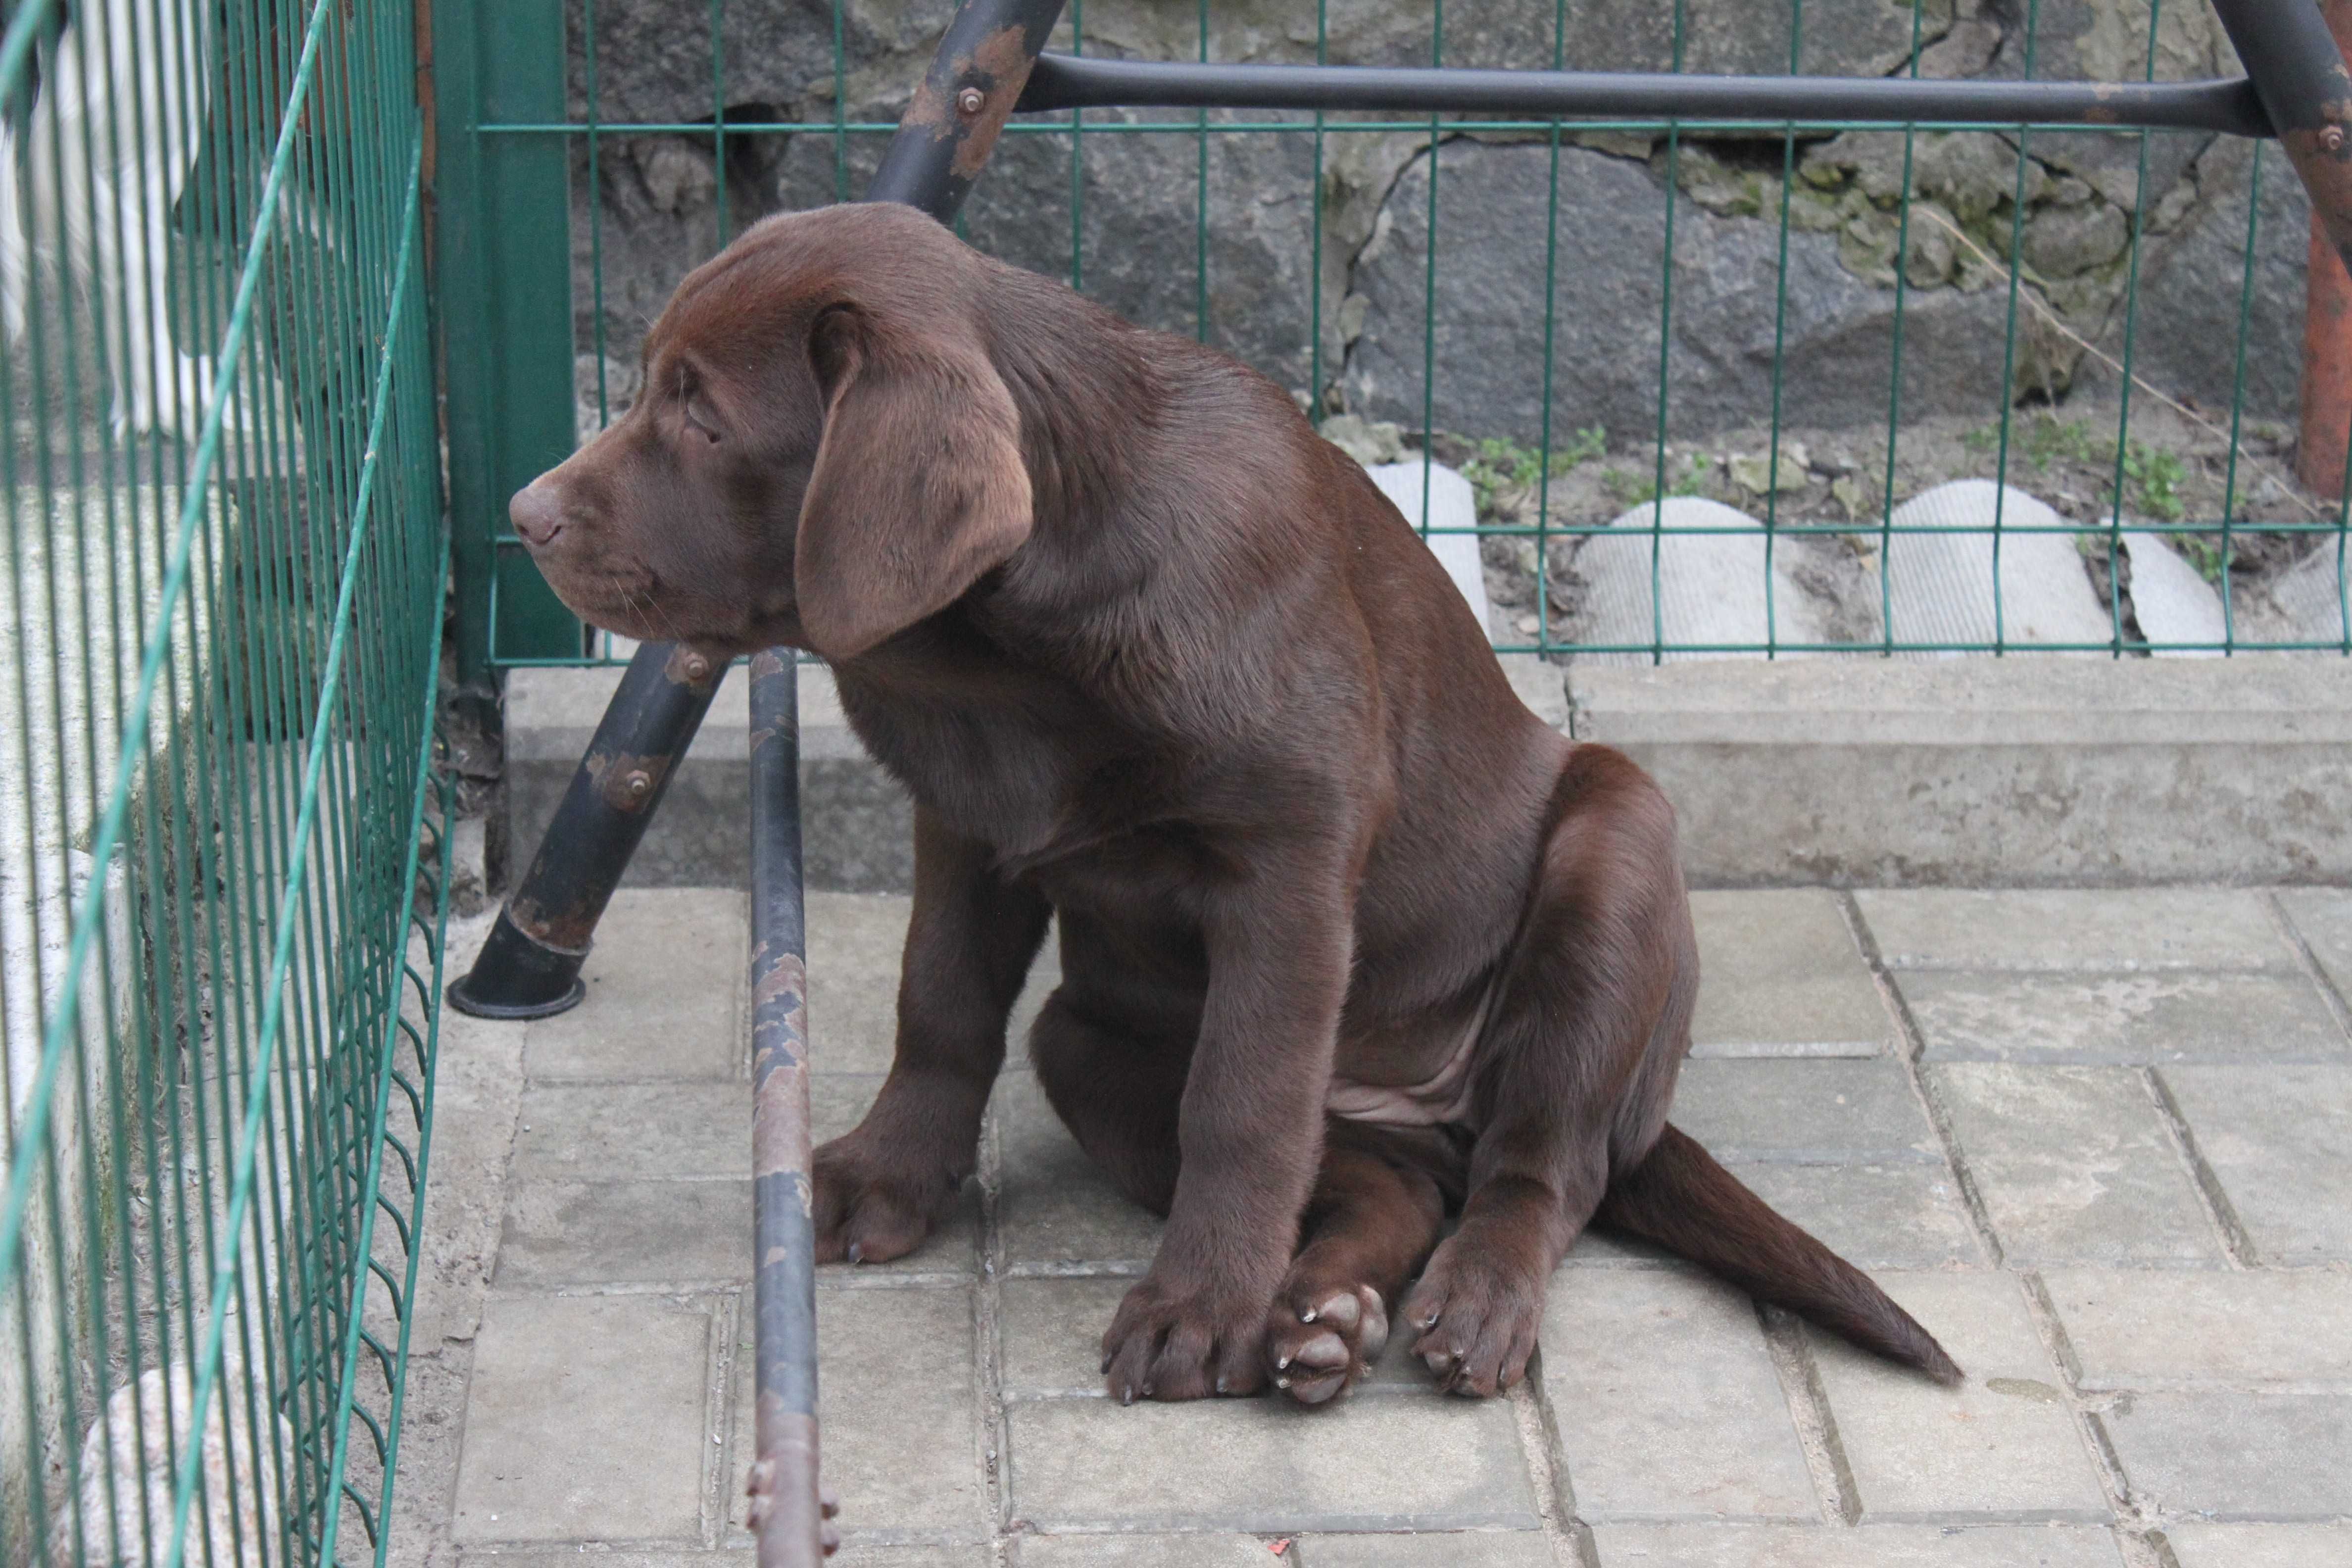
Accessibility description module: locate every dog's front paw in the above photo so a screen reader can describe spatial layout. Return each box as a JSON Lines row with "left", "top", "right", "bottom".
{"left": 1264, "top": 1275, "right": 1389, "bottom": 1406}
{"left": 1100, "top": 1274, "right": 1272, "bottom": 1403}
{"left": 809, "top": 1126, "right": 962, "bottom": 1266}
{"left": 1399, "top": 1236, "right": 1545, "bottom": 1397}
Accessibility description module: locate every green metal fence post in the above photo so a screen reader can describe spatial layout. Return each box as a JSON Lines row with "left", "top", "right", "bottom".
{"left": 432, "top": 0, "right": 580, "bottom": 685}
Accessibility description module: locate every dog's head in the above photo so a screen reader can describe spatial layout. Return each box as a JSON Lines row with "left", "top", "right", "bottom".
{"left": 510, "top": 203, "right": 1033, "bottom": 662}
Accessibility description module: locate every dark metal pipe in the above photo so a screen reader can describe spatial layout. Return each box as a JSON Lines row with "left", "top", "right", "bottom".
{"left": 744, "top": 4, "right": 1067, "bottom": 1564}
{"left": 445, "top": 640, "right": 726, "bottom": 1019}
{"left": 2210, "top": 0, "right": 2352, "bottom": 272}
{"left": 742, "top": 650, "right": 830, "bottom": 1566}
{"left": 1015, "top": 52, "right": 2276, "bottom": 136}
{"left": 867, "top": 0, "right": 1068, "bottom": 220}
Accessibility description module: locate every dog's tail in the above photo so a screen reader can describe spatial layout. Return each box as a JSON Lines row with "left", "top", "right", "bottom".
{"left": 1595, "top": 1123, "right": 1963, "bottom": 1386}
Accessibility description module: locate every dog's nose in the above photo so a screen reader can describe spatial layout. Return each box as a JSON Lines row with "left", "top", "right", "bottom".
{"left": 510, "top": 484, "right": 567, "bottom": 547}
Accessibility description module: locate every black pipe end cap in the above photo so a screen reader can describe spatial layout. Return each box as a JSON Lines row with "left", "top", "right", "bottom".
{"left": 444, "top": 907, "right": 592, "bottom": 1021}
{"left": 446, "top": 973, "right": 588, "bottom": 1021}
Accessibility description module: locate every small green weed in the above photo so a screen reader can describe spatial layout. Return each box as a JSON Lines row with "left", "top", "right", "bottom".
{"left": 1461, "top": 427, "right": 1608, "bottom": 516}
{"left": 2121, "top": 441, "right": 2187, "bottom": 523}
{"left": 2173, "top": 534, "right": 2225, "bottom": 584}
{"left": 2021, "top": 416, "right": 2111, "bottom": 471}
{"left": 1604, "top": 453, "right": 1714, "bottom": 509}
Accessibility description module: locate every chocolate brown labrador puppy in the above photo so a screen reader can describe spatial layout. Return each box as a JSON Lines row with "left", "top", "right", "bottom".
{"left": 512, "top": 201, "right": 1961, "bottom": 1405}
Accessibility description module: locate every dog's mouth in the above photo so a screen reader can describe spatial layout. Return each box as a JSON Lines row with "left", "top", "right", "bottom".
{"left": 536, "top": 558, "right": 679, "bottom": 642}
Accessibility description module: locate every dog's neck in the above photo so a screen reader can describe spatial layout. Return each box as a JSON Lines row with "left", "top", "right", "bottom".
{"left": 978, "top": 274, "right": 1166, "bottom": 547}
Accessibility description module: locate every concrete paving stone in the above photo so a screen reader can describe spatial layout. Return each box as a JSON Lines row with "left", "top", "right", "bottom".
{"left": 1301, "top": 1530, "right": 1556, "bottom": 1566}
{"left": 729, "top": 1287, "right": 985, "bottom": 1541}
{"left": 2164, "top": 1523, "right": 2352, "bottom": 1568}
{"left": 2041, "top": 1269, "right": 2352, "bottom": 1388}
{"left": 1667, "top": 1059, "right": 1940, "bottom": 1164}
{"left": 1012, "top": 1535, "right": 1283, "bottom": 1566}
{"left": 1687, "top": 891, "right": 1893, "bottom": 1057}
{"left": 1807, "top": 1271, "right": 2107, "bottom": 1522}
{"left": 2101, "top": 1392, "right": 2352, "bottom": 1518}
{"left": 1853, "top": 889, "right": 2292, "bottom": 973}
{"left": 473, "top": 1555, "right": 985, "bottom": 1568}
{"left": 1539, "top": 1267, "right": 1817, "bottom": 1521}
{"left": 496, "top": 1178, "right": 749, "bottom": 1287}
{"left": 453, "top": 1294, "right": 714, "bottom": 1542}
{"left": 525, "top": 888, "right": 747, "bottom": 1082}
{"left": 1561, "top": 1226, "right": 1678, "bottom": 1266}
{"left": 1898, "top": 970, "right": 2345, "bottom": 1065}
{"left": 2277, "top": 888, "right": 2352, "bottom": 1004}
{"left": 993, "top": 1072, "right": 1165, "bottom": 1271}
{"left": 1004, "top": 1395, "right": 1537, "bottom": 1534}
{"left": 2159, "top": 1065, "right": 2352, "bottom": 1262}
{"left": 999, "top": 1276, "right": 1141, "bottom": 1397}
{"left": 808, "top": 892, "right": 913, "bottom": 1074}
{"left": 452, "top": 1555, "right": 758, "bottom": 1568}
{"left": 1000, "top": 1277, "right": 1427, "bottom": 1398}
{"left": 1587, "top": 1522, "right": 2127, "bottom": 1566}
{"left": 806, "top": 894, "right": 1064, "bottom": 1074}
{"left": 1726, "top": 1161, "right": 1982, "bottom": 1269}
{"left": 1929, "top": 1064, "right": 2219, "bottom": 1265}
{"left": 515, "top": 1081, "right": 745, "bottom": 1179}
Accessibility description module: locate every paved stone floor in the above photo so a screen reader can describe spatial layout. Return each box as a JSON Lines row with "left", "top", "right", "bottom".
{"left": 391, "top": 886, "right": 2352, "bottom": 1568}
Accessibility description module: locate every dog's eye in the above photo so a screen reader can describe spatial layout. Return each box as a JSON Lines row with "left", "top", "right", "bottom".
{"left": 682, "top": 394, "right": 722, "bottom": 444}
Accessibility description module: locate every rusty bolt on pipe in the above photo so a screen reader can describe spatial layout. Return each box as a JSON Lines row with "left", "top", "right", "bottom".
{"left": 956, "top": 85, "right": 985, "bottom": 115}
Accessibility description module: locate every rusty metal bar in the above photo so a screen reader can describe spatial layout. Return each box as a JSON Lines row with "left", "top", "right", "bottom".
{"left": 447, "top": 639, "right": 726, "bottom": 1018}
{"left": 2299, "top": 0, "right": 2352, "bottom": 499}
{"left": 2211, "top": 0, "right": 2352, "bottom": 275}
{"left": 744, "top": 649, "right": 831, "bottom": 1566}
{"left": 742, "top": 4, "right": 1065, "bottom": 1561}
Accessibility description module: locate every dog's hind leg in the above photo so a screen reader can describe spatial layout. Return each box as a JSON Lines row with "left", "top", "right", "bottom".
{"left": 1401, "top": 744, "right": 1694, "bottom": 1397}
{"left": 1028, "top": 980, "right": 1195, "bottom": 1220}
{"left": 1262, "top": 1122, "right": 1452, "bottom": 1405}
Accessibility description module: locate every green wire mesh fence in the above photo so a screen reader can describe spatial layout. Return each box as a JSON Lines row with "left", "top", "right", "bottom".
{"left": 0, "top": 0, "right": 450, "bottom": 1565}
{"left": 443, "top": 0, "right": 2349, "bottom": 674}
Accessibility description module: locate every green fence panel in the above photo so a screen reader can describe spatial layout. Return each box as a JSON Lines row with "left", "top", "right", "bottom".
{"left": 433, "top": 0, "right": 582, "bottom": 681}
{"left": 450, "top": 0, "right": 2350, "bottom": 668}
{"left": 0, "top": 1, "right": 451, "bottom": 1565}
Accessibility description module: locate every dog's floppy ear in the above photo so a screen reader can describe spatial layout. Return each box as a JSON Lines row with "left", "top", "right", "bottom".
{"left": 793, "top": 301, "right": 1033, "bottom": 661}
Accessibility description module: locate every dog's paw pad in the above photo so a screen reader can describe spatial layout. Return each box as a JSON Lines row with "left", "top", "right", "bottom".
{"left": 1265, "top": 1281, "right": 1387, "bottom": 1406}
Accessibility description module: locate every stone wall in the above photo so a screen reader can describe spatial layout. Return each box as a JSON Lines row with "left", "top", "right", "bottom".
{"left": 565, "top": 0, "right": 2309, "bottom": 445}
